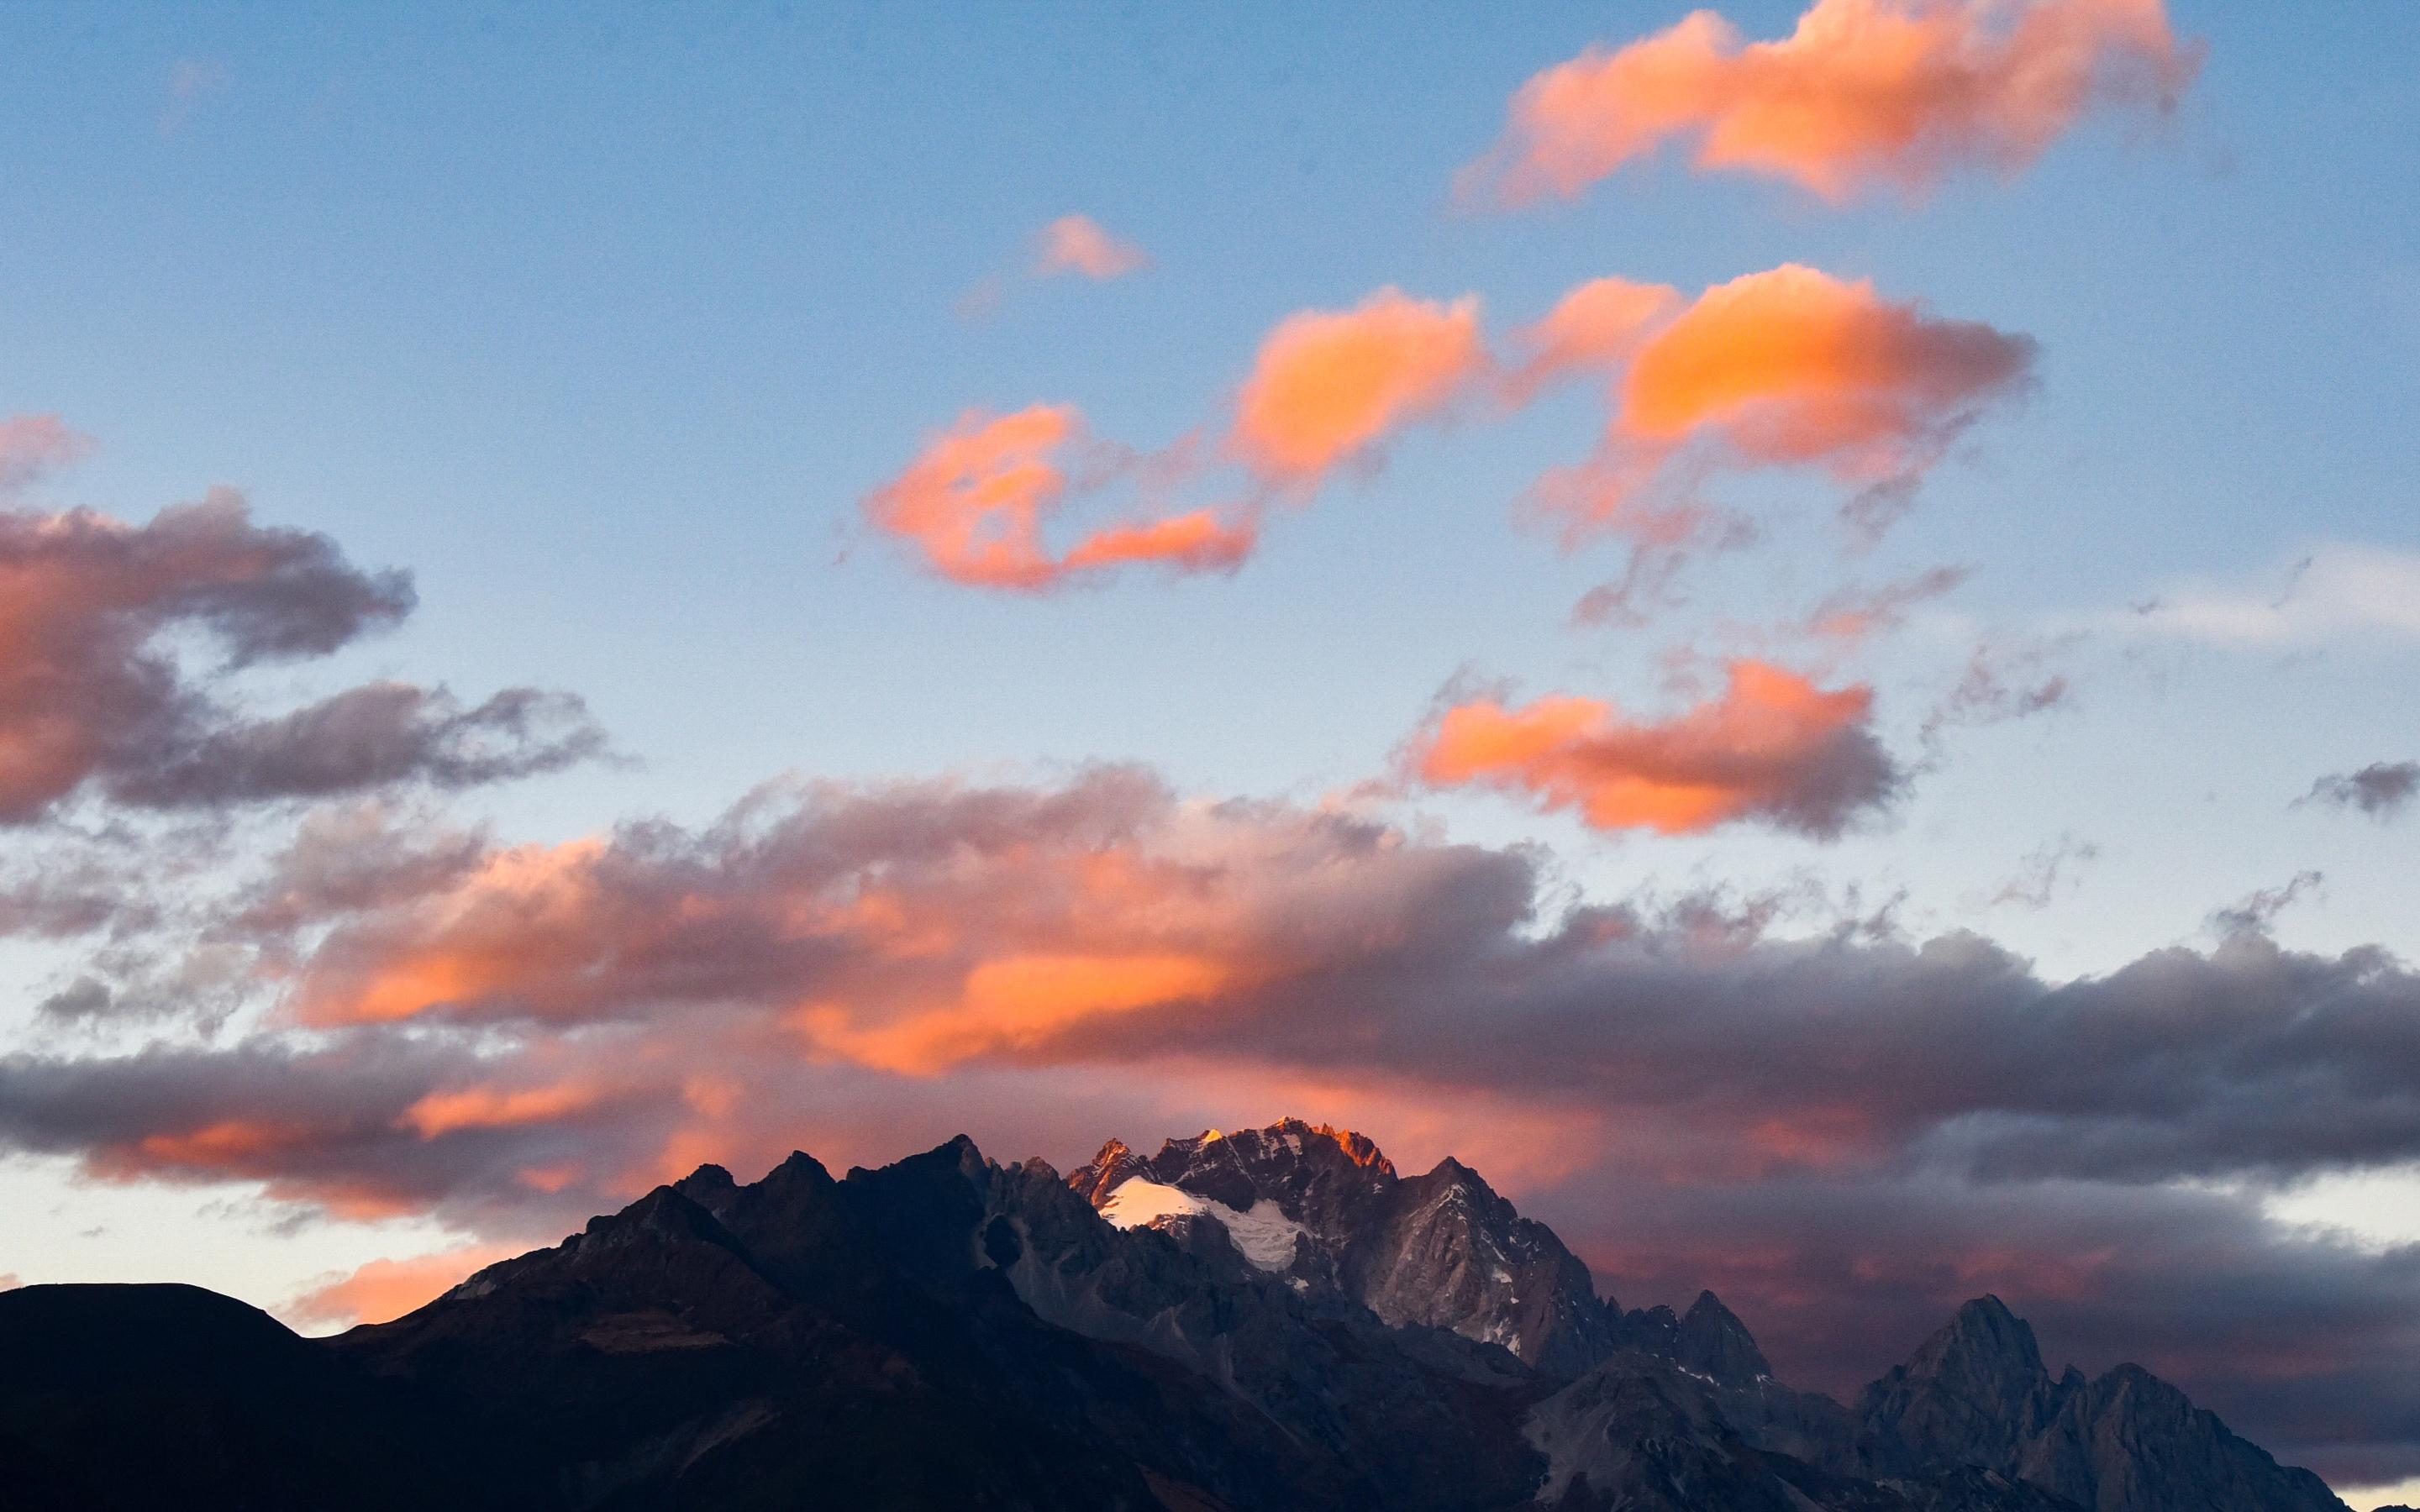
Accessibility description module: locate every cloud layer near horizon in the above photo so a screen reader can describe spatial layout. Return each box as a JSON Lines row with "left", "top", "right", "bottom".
{"left": 4, "top": 764, "right": 2418, "bottom": 1478}
{"left": 1461, "top": 0, "right": 2198, "bottom": 205}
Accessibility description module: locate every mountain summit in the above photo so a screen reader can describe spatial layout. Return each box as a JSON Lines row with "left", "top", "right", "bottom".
{"left": 0, "top": 1124, "right": 2348, "bottom": 1510}
{"left": 1071, "top": 1116, "right": 1621, "bottom": 1375}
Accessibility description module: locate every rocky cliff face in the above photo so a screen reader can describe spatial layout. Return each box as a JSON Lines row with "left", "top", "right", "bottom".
{"left": 1071, "top": 1116, "right": 1622, "bottom": 1375}
{"left": 0, "top": 1126, "right": 2356, "bottom": 1511}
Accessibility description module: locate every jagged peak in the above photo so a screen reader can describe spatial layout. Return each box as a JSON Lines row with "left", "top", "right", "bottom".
{"left": 845, "top": 1133, "right": 989, "bottom": 1188}
{"left": 581, "top": 1183, "right": 731, "bottom": 1247}
{"left": 1907, "top": 1294, "right": 2047, "bottom": 1382}
{"left": 1675, "top": 1289, "right": 1772, "bottom": 1383}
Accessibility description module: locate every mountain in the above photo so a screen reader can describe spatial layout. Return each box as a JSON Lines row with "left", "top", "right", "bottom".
{"left": 1071, "top": 1118, "right": 1621, "bottom": 1375}
{"left": 1854, "top": 1297, "right": 2344, "bottom": 1512}
{"left": 0, "top": 1120, "right": 2352, "bottom": 1510}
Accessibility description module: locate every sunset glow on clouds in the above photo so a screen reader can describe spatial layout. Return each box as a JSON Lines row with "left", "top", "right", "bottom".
{"left": 1228, "top": 287, "right": 1490, "bottom": 486}
{"left": 861, "top": 406, "right": 1255, "bottom": 590}
{"left": 880, "top": 265, "right": 2028, "bottom": 594}
{"left": 1505, "top": 276, "right": 1685, "bottom": 403}
{"left": 1412, "top": 660, "right": 1901, "bottom": 837}
{"left": 1541, "top": 264, "right": 2036, "bottom": 542}
{"left": 1463, "top": 0, "right": 2199, "bottom": 205}
{"left": 284, "top": 1242, "right": 517, "bottom": 1329}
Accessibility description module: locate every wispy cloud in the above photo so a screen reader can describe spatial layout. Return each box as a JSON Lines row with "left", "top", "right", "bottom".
{"left": 2299, "top": 761, "right": 2419, "bottom": 822}
{"left": 2124, "top": 543, "right": 2420, "bottom": 646}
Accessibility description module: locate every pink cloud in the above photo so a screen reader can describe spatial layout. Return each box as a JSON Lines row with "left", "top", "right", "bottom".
{"left": 861, "top": 406, "right": 1254, "bottom": 591}
{"left": 0, "top": 414, "right": 97, "bottom": 496}
{"left": 1033, "top": 214, "right": 1151, "bottom": 281}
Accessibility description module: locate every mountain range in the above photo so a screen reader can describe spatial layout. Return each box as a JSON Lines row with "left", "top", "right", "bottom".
{"left": 0, "top": 1117, "right": 2350, "bottom": 1509}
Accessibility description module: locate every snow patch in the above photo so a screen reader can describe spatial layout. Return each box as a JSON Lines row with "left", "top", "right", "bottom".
{"left": 1100, "top": 1178, "right": 1210, "bottom": 1229}
{"left": 1099, "top": 1178, "right": 1307, "bottom": 1273}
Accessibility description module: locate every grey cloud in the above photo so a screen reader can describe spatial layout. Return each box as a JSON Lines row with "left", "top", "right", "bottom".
{"left": 2302, "top": 760, "right": 2419, "bottom": 822}
{"left": 0, "top": 492, "right": 602, "bottom": 823}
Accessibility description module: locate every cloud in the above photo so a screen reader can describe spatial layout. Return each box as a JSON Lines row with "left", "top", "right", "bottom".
{"left": 2302, "top": 761, "right": 2420, "bottom": 822}
{"left": 282, "top": 1242, "right": 517, "bottom": 1330}
{"left": 861, "top": 406, "right": 1255, "bottom": 591}
{"left": 20, "top": 774, "right": 2420, "bottom": 1201}
{"left": 2208, "top": 870, "right": 2324, "bottom": 940}
{"left": 1460, "top": 0, "right": 2199, "bottom": 206}
{"left": 1555, "top": 265, "right": 2033, "bottom": 538}
{"left": 1798, "top": 565, "right": 1971, "bottom": 644}
{"left": 2128, "top": 543, "right": 2420, "bottom": 646}
{"left": 1506, "top": 276, "right": 1684, "bottom": 403}
{"left": 0, "top": 491, "right": 602, "bottom": 823}
{"left": 1032, "top": 214, "right": 1151, "bottom": 281}
{"left": 10, "top": 768, "right": 2420, "bottom": 1474}
{"left": 897, "top": 265, "right": 2023, "bottom": 601}
{"left": 109, "top": 683, "right": 605, "bottom": 811}
{"left": 1410, "top": 660, "right": 1902, "bottom": 837}
{"left": 0, "top": 414, "right": 97, "bottom": 495}
{"left": 1922, "top": 634, "right": 2075, "bottom": 739}
{"left": 1981, "top": 833, "right": 2099, "bottom": 910}
{"left": 1229, "top": 287, "right": 1490, "bottom": 486}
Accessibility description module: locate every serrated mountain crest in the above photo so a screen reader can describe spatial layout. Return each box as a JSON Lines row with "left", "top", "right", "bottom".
{"left": 1071, "top": 1116, "right": 1621, "bottom": 1374}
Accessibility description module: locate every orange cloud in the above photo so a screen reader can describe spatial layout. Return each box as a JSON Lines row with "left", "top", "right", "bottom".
{"left": 1060, "top": 509, "right": 1258, "bottom": 574}
{"left": 808, "top": 952, "right": 1235, "bottom": 1074}
{"left": 1463, "top": 0, "right": 2198, "bottom": 205}
{"left": 1413, "top": 660, "right": 1901, "bottom": 837}
{"left": 862, "top": 407, "right": 1255, "bottom": 591}
{"left": 1540, "top": 265, "right": 2033, "bottom": 539}
{"left": 1230, "top": 288, "right": 1489, "bottom": 485}
{"left": 401, "top": 1079, "right": 608, "bottom": 1137}
{"left": 283, "top": 1244, "right": 516, "bottom": 1330}
{"left": 1033, "top": 213, "right": 1151, "bottom": 280}
{"left": 1507, "top": 276, "right": 1683, "bottom": 402}
{"left": 861, "top": 405, "right": 1080, "bottom": 591}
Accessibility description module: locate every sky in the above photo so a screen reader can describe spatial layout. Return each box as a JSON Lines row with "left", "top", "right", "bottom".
{"left": 0, "top": 0, "right": 2416, "bottom": 1499}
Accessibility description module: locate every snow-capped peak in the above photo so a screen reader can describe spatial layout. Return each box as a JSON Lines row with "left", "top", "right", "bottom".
{"left": 1097, "top": 1176, "right": 1307, "bottom": 1273}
